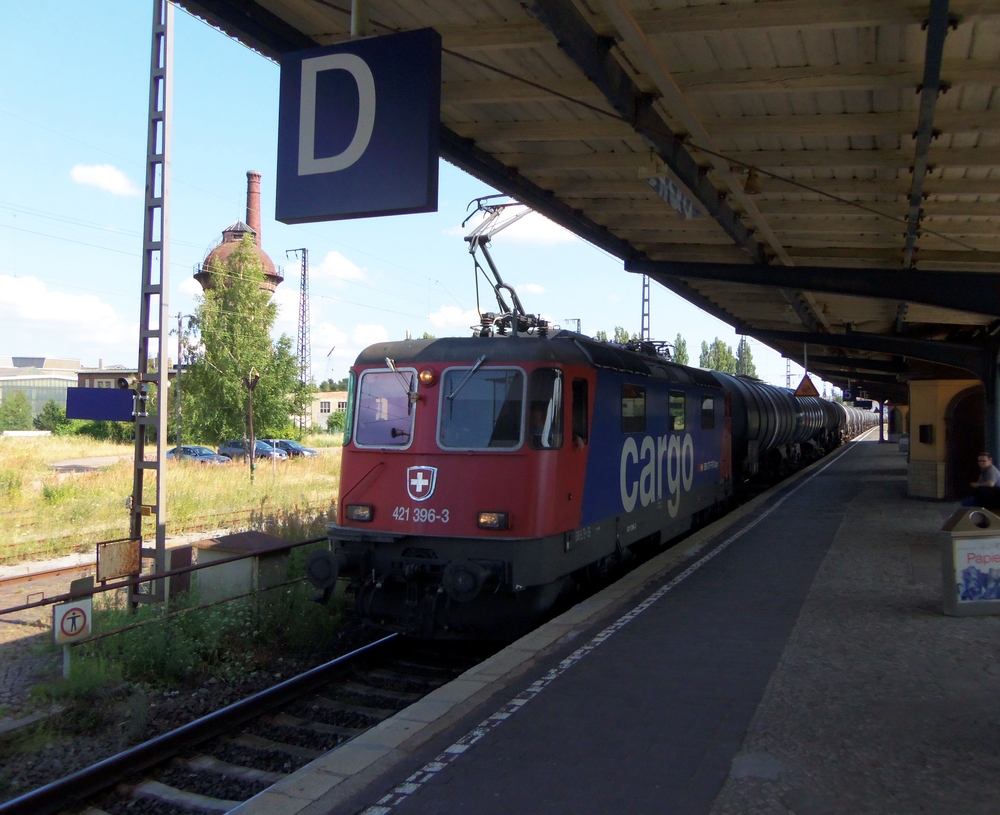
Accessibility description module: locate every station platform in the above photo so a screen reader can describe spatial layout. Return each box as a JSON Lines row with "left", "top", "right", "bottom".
{"left": 234, "top": 434, "right": 1000, "bottom": 815}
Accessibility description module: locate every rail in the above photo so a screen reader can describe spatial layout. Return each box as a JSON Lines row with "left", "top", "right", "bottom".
{"left": 0, "top": 633, "right": 398, "bottom": 815}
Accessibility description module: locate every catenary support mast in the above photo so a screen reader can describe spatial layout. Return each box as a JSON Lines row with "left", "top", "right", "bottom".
{"left": 288, "top": 248, "right": 311, "bottom": 429}
{"left": 128, "top": 0, "right": 173, "bottom": 606}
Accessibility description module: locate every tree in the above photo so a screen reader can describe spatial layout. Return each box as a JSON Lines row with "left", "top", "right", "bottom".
{"left": 673, "top": 333, "right": 689, "bottom": 366}
{"left": 327, "top": 411, "right": 346, "bottom": 432}
{"left": 699, "top": 338, "right": 737, "bottom": 373}
{"left": 735, "top": 337, "right": 758, "bottom": 378}
{"left": 420, "top": 332, "right": 436, "bottom": 340}
{"left": 33, "top": 399, "right": 69, "bottom": 432}
{"left": 181, "top": 234, "right": 300, "bottom": 444}
{"left": 317, "top": 377, "right": 349, "bottom": 392}
{"left": 0, "top": 392, "right": 32, "bottom": 431}
{"left": 613, "top": 326, "right": 637, "bottom": 345}
{"left": 594, "top": 330, "right": 608, "bottom": 342}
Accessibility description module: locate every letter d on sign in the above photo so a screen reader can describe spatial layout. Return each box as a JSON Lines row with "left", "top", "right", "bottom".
{"left": 299, "top": 54, "right": 376, "bottom": 176}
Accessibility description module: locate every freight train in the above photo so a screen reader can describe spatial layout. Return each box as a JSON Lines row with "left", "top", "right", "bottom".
{"left": 306, "top": 331, "right": 876, "bottom": 639}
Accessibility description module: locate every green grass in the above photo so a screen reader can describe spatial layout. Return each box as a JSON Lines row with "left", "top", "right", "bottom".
{"left": 0, "top": 435, "right": 342, "bottom": 564}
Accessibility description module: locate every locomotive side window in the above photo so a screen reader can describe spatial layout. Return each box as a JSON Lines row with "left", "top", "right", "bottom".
{"left": 701, "top": 395, "right": 715, "bottom": 429}
{"left": 621, "top": 384, "right": 646, "bottom": 433}
{"left": 439, "top": 368, "right": 524, "bottom": 449}
{"left": 669, "top": 391, "right": 686, "bottom": 431}
{"left": 572, "top": 379, "right": 588, "bottom": 445}
{"left": 354, "top": 370, "right": 416, "bottom": 447}
{"left": 528, "top": 369, "right": 563, "bottom": 449}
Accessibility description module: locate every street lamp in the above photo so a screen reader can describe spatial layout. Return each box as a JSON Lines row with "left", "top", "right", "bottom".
{"left": 243, "top": 369, "right": 260, "bottom": 482}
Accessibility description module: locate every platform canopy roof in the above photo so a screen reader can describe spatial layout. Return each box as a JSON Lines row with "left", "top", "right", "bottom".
{"left": 181, "top": 0, "right": 1000, "bottom": 402}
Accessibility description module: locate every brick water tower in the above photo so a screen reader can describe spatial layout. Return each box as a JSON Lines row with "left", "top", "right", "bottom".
{"left": 194, "top": 171, "right": 283, "bottom": 293}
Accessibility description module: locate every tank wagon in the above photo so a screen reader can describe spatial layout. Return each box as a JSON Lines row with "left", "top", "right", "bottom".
{"left": 307, "top": 332, "right": 875, "bottom": 639}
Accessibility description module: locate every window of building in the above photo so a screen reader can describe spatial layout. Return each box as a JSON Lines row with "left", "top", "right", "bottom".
{"left": 669, "top": 391, "right": 685, "bottom": 431}
{"left": 701, "top": 396, "right": 715, "bottom": 429}
{"left": 337, "top": 401, "right": 347, "bottom": 411}
{"left": 621, "top": 384, "right": 645, "bottom": 433}
{"left": 320, "top": 401, "right": 331, "bottom": 414}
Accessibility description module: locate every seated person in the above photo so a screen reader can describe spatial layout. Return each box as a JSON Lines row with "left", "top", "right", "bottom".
{"left": 962, "top": 452, "right": 1000, "bottom": 507}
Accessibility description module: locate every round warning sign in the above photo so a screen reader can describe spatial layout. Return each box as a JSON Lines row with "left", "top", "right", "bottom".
{"left": 53, "top": 598, "right": 92, "bottom": 645}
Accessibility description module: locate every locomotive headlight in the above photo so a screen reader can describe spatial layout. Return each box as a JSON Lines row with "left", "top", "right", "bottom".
{"left": 477, "top": 511, "right": 509, "bottom": 530}
{"left": 418, "top": 369, "right": 437, "bottom": 387}
{"left": 346, "top": 504, "right": 374, "bottom": 522}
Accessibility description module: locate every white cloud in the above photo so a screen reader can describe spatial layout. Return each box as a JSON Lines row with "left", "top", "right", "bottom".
{"left": 312, "top": 250, "right": 367, "bottom": 287}
{"left": 352, "top": 323, "right": 389, "bottom": 346}
{"left": 311, "top": 321, "right": 389, "bottom": 375}
{"left": 0, "top": 275, "right": 137, "bottom": 362}
{"left": 270, "top": 285, "right": 299, "bottom": 337}
{"left": 506, "top": 213, "right": 576, "bottom": 244}
{"left": 520, "top": 283, "right": 546, "bottom": 295}
{"left": 178, "top": 277, "right": 202, "bottom": 297}
{"left": 428, "top": 305, "right": 480, "bottom": 332}
{"left": 70, "top": 164, "right": 140, "bottom": 196}
{"left": 453, "top": 211, "right": 576, "bottom": 245}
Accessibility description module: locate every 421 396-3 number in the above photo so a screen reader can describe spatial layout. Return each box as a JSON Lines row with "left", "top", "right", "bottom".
{"left": 392, "top": 506, "right": 450, "bottom": 523}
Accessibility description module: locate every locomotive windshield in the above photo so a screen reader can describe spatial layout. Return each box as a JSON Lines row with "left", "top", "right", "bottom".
{"left": 439, "top": 367, "right": 524, "bottom": 449}
{"left": 354, "top": 370, "right": 416, "bottom": 447}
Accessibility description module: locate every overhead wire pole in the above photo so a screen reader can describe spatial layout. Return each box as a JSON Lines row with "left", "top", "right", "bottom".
{"left": 641, "top": 275, "right": 650, "bottom": 342}
{"left": 287, "top": 248, "right": 311, "bottom": 430}
{"left": 129, "top": 0, "right": 173, "bottom": 608}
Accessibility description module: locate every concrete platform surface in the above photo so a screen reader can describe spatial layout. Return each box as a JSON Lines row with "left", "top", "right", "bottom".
{"left": 231, "top": 435, "right": 999, "bottom": 815}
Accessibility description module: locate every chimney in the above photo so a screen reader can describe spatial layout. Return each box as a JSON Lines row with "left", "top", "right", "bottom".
{"left": 246, "top": 171, "right": 261, "bottom": 247}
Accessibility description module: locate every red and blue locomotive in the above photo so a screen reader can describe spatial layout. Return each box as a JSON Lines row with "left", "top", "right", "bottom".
{"left": 308, "top": 331, "right": 874, "bottom": 639}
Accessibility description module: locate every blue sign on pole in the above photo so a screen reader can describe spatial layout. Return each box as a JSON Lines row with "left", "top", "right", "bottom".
{"left": 276, "top": 29, "right": 442, "bottom": 224}
{"left": 66, "top": 388, "right": 135, "bottom": 422}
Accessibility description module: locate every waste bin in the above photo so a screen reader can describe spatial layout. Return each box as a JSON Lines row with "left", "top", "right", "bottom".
{"left": 941, "top": 507, "right": 1000, "bottom": 616}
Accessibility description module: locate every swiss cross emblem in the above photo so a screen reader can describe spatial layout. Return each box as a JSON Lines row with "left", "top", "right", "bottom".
{"left": 406, "top": 466, "right": 437, "bottom": 502}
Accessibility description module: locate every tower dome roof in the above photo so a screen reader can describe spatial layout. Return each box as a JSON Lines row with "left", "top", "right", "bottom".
{"left": 194, "top": 172, "right": 283, "bottom": 293}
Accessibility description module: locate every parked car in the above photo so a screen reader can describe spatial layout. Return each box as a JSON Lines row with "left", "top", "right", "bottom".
{"left": 166, "top": 445, "right": 232, "bottom": 464}
{"left": 217, "top": 439, "right": 288, "bottom": 461}
{"left": 260, "top": 439, "right": 319, "bottom": 458}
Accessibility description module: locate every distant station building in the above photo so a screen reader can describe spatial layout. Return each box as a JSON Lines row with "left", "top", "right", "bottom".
{"left": 309, "top": 390, "right": 349, "bottom": 429}
{"left": 193, "top": 171, "right": 283, "bottom": 294}
{"left": 0, "top": 357, "right": 82, "bottom": 415}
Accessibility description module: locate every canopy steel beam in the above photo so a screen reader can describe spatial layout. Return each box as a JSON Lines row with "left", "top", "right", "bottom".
{"left": 897, "top": 0, "right": 952, "bottom": 331}
{"left": 904, "top": 0, "right": 952, "bottom": 270}
{"left": 808, "top": 367, "right": 902, "bottom": 386}
{"left": 626, "top": 259, "right": 1000, "bottom": 318}
{"left": 806, "top": 355, "right": 909, "bottom": 375}
{"left": 529, "top": 0, "right": 826, "bottom": 331}
{"left": 527, "top": 0, "right": 766, "bottom": 266}
{"left": 750, "top": 328, "right": 990, "bottom": 379}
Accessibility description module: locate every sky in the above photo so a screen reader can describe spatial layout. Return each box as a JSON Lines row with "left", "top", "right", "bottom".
{"left": 0, "top": 1, "right": 834, "bottom": 394}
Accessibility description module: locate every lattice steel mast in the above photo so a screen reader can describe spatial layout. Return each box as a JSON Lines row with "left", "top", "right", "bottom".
{"left": 641, "top": 275, "right": 651, "bottom": 341}
{"left": 288, "top": 248, "right": 311, "bottom": 428}
{"left": 129, "top": 0, "right": 173, "bottom": 606}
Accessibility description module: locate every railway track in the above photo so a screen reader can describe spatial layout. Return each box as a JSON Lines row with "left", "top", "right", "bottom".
{"left": 0, "top": 634, "right": 494, "bottom": 815}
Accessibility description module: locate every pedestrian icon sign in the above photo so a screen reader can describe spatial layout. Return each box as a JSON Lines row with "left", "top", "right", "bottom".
{"left": 53, "top": 598, "right": 92, "bottom": 645}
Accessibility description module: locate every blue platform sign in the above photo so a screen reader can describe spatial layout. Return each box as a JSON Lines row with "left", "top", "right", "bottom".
{"left": 276, "top": 29, "right": 442, "bottom": 224}
{"left": 66, "top": 388, "right": 134, "bottom": 422}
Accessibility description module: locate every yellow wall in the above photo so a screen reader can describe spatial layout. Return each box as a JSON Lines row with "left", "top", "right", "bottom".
{"left": 907, "top": 379, "right": 981, "bottom": 499}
